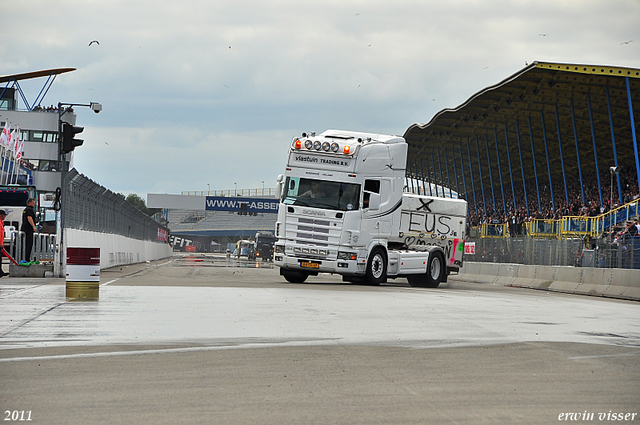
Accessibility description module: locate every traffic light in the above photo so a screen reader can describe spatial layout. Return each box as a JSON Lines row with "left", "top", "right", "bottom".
{"left": 61, "top": 122, "right": 84, "bottom": 154}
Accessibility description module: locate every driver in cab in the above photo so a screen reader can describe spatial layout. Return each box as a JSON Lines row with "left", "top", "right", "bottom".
{"left": 301, "top": 181, "right": 326, "bottom": 198}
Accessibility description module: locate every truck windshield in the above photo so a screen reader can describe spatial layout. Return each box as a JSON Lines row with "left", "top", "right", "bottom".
{"left": 281, "top": 177, "right": 360, "bottom": 211}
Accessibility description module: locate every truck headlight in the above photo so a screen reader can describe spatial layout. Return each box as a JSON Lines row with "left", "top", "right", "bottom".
{"left": 337, "top": 251, "right": 357, "bottom": 261}
{"left": 275, "top": 245, "right": 285, "bottom": 253}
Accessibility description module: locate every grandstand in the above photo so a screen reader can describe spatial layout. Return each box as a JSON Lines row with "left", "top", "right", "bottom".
{"left": 404, "top": 61, "right": 639, "bottom": 227}
{"left": 404, "top": 61, "right": 639, "bottom": 268}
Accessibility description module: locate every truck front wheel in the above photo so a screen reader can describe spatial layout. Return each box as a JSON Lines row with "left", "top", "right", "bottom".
{"left": 281, "top": 269, "right": 309, "bottom": 284}
{"left": 365, "top": 247, "right": 387, "bottom": 286}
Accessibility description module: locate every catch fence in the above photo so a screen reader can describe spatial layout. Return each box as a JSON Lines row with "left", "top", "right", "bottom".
{"left": 63, "top": 169, "right": 169, "bottom": 242}
{"left": 467, "top": 237, "right": 640, "bottom": 269}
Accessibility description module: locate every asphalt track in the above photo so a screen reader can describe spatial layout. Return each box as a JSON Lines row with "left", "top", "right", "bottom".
{"left": 1, "top": 254, "right": 639, "bottom": 424}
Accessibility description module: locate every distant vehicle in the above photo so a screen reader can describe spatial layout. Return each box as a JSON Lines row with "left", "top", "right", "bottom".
{"left": 235, "top": 239, "right": 254, "bottom": 258}
{"left": 254, "top": 231, "right": 276, "bottom": 261}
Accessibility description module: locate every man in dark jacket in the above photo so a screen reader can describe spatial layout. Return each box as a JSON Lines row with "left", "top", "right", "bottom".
{"left": 21, "top": 198, "right": 37, "bottom": 262}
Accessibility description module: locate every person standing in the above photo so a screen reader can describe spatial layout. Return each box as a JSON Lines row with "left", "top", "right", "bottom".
{"left": 0, "top": 209, "right": 7, "bottom": 277}
{"left": 21, "top": 198, "right": 37, "bottom": 263}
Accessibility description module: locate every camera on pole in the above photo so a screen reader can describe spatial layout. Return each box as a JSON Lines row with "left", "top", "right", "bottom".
{"left": 61, "top": 122, "right": 84, "bottom": 154}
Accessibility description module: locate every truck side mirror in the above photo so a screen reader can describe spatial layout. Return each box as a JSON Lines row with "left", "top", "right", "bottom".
{"left": 275, "top": 174, "right": 284, "bottom": 199}
{"left": 368, "top": 193, "right": 381, "bottom": 210}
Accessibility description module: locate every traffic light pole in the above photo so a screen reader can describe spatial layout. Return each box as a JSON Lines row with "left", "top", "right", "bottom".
{"left": 56, "top": 101, "right": 101, "bottom": 278}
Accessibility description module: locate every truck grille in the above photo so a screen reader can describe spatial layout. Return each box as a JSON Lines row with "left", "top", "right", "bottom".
{"left": 286, "top": 215, "right": 342, "bottom": 248}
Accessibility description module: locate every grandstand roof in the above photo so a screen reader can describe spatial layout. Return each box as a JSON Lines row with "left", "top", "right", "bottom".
{"left": 403, "top": 61, "right": 640, "bottom": 209}
{"left": 0, "top": 68, "right": 76, "bottom": 84}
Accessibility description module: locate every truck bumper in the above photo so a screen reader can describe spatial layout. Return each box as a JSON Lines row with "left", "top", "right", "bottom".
{"left": 274, "top": 254, "right": 363, "bottom": 276}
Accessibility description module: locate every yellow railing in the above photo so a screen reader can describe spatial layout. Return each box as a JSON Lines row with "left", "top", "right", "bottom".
{"left": 472, "top": 199, "right": 640, "bottom": 240}
{"left": 479, "top": 223, "right": 509, "bottom": 238}
{"left": 527, "top": 219, "right": 560, "bottom": 239}
{"left": 592, "top": 198, "right": 639, "bottom": 235}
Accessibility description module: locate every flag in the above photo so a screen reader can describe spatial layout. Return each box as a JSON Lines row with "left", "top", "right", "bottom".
{"left": 0, "top": 122, "right": 9, "bottom": 146}
{"left": 12, "top": 130, "right": 20, "bottom": 157}
{"left": 15, "top": 132, "right": 24, "bottom": 161}
{"left": 9, "top": 129, "right": 18, "bottom": 154}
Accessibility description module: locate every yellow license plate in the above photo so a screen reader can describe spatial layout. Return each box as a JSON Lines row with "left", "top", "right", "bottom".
{"left": 300, "top": 261, "right": 320, "bottom": 269}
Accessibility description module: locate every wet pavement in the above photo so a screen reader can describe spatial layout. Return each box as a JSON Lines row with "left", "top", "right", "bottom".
{"left": 1, "top": 254, "right": 639, "bottom": 352}
{"left": 1, "top": 254, "right": 639, "bottom": 424}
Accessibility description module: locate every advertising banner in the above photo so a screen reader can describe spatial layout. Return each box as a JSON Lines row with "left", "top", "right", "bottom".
{"left": 205, "top": 196, "right": 279, "bottom": 214}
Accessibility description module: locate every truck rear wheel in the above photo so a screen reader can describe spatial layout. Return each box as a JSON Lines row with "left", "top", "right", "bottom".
{"left": 365, "top": 247, "right": 387, "bottom": 286}
{"left": 426, "top": 251, "right": 444, "bottom": 288}
{"left": 407, "top": 251, "right": 444, "bottom": 288}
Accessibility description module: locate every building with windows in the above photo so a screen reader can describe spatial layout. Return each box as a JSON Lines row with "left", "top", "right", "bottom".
{"left": 0, "top": 68, "right": 78, "bottom": 195}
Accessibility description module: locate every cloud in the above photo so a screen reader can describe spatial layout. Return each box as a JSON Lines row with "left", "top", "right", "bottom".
{"left": 2, "top": 0, "right": 639, "bottom": 197}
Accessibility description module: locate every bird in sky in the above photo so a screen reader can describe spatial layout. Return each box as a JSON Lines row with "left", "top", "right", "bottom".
{"left": 620, "top": 40, "right": 633, "bottom": 45}
{"left": 88, "top": 40, "right": 100, "bottom": 46}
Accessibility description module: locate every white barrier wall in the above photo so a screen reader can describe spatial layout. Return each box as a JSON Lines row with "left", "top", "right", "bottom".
{"left": 455, "top": 262, "right": 640, "bottom": 301}
{"left": 63, "top": 228, "right": 173, "bottom": 271}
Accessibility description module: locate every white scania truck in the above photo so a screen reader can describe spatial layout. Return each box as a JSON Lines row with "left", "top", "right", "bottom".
{"left": 274, "top": 129, "right": 467, "bottom": 287}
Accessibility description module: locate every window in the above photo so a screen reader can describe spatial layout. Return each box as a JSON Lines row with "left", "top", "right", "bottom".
{"left": 281, "top": 177, "right": 360, "bottom": 211}
{"left": 363, "top": 179, "right": 380, "bottom": 208}
{"left": 27, "top": 130, "right": 58, "bottom": 143}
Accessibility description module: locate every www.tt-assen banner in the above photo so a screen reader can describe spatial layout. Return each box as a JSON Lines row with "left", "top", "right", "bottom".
{"left": 205, "top": 196, "right": 280, "bottom": 214}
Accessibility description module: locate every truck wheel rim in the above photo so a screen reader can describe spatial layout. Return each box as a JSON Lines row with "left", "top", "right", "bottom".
{"left": 371, "top": 254, "right": 384, "bottom": 279}
{"left": 430, "top": 257, "right": 441, "bottom": 280}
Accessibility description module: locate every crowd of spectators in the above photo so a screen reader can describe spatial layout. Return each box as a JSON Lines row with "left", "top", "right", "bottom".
{"left": 464, "top": 169, "right": 640, "bottom": 236}
{"left": 31, "top": 105, "right": 74, "bottom": 113}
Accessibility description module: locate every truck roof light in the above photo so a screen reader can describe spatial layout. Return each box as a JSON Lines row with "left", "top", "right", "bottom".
{"left": 314, "top": 141, "right": 321, "bottom": 150}
{"left": 331, "top": 142, "right": 339, "bottom": 152}
{"left": 294, "top": 139, "right": 302, "bottom": 149}
{"left": 322, "top": 142, "right": 330, "bottom": 151}
{"left": 305, "top": 140, "right": 313, "bottom": 149}
{"left": 343, "top": 145, "right": 351, "bottom": 154}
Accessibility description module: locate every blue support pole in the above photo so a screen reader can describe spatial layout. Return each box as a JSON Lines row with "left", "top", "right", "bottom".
{"left": 459, "top": 143, "right": 469, "bottom": 206}
{"left": 527, "top": 117, "right": 542, "bottom": 213}
{"left": 419, "top": 158, "right": 427, "bottom": 195}
{"left": 424, "top": 158, "right": 433, "bottom": 196}
{"left": 444, "top": 148, "right": 453, "bottom": 199}
{"left": 554, "top": 104, "right": 570, "bottom": 205}
{"left": 475, "top": 137, "right": 487, "bottom": 216}
{"left": 484, "top": 135, "right": 496, "bottom": 214}
{"left": 494, "top": 129, "right": 507, "bottom": 216}
{"left": 515, "top": 120, "right": 529, "bottom": 215}
{"left": 587, "top": 93, "right": 604, "bottom": 209}
{"left": 451, "top": 148, "right": 460, "bottom": 198}
{"left": 540, "top": 110, "right": 556, "bottom": 211}
{"left": 570, "top": 99, "right": 585, "bottom": 204}
{"left": 466, "top": 137, "right": 478, "bottom": 215}
{"left": 626, "top": 77, "right": 640, "bottom": 200}
{"left": 503, "top": 123, "right": 517, "bottom": 212}
{"left": 605, "top": 85, "right": 623, "bottom": 206}
{"left": 410, "top": 160, "right": 416, "bottom": 193}
{"left": 437, "top": 149, "right": 445, "bottom": 198}
{"left": 431, "top": 152, "right": 439, "bottom": 197}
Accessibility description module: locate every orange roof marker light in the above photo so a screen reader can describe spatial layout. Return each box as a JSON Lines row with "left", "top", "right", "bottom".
{"left": 294, "top": 139, "right": 302, "bottom": 149}
{"left": 343, "top": 145, "right": 351, "bottom": 154}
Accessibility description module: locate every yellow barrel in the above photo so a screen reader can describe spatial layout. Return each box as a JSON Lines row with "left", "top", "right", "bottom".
{"left": 66, "top": 248, "right": 100, "bottom": 300}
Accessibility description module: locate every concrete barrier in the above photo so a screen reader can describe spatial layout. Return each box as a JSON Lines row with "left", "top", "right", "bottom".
{"left": 454, "top": 262, "right": 640, "bottom": 301}
{"left": 9, "top": 263, "right": 54, "bottom": 278}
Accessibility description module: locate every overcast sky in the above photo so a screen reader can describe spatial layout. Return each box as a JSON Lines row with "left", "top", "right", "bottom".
{"left": 2, "top": 0, "right": 639, "bottom": 199}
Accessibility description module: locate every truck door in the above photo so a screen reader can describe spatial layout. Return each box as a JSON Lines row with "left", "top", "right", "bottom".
{"left": 362, "top": 179, "right": 393, "bottom": 237}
